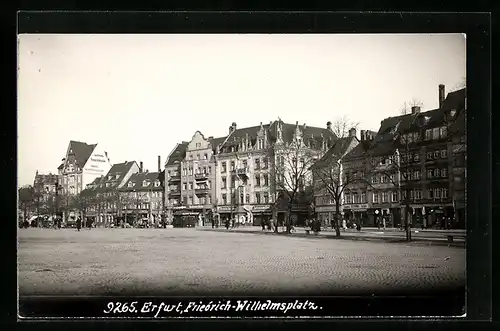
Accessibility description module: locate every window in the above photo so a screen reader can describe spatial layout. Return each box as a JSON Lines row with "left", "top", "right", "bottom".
{"left": 255, "top": 159, "right": 260, "bottom": 170}
{"left": 255, "top": 175, "right": 261, "bottom": 187}
{"left": 443, "top": 188, "right": 448, "bottom": 198}
{"left": 441, "top": 149, "right": 448, "bottom": 158}
{"left": 392, "top": 191, "right": 398, "bottom": 202}
{"left": 382, "top": 192, "right": 388, "bottom": 203}
{"left": 415, "top": 190, "right": 422, "bottom": 200}
{"left": 232, "top": 176, "right": 238, "bottom": 188}
{"left": 300, "top": 158, "right": 305, "bottom": 168}
{"left": 204, "top": 153, "right": 208, "bottom": 160}
{"left": 435, "top": 169, "right": 441, "bottom": 177}
{"left": 128, "top": 182, "right": 134, "bottom": 188}
{"left": 199, "top": 197, "right": 205, "bottom": 205}
{"left": 242, "top": 160, "right": 247, "bottom": 168}
{"left": 207, "top": 196, "right": 212, "bottom": 204}
{"left": 373, "top": 193, "right": 379, "bottom": 204}
{"left": 442, "top": 168, "right": 447, "bottom": 178}
{"left": 189, "top": 182, "right": 193, "bottom": 190}
{"left": 246, "top": 194, "right": 250, "bottom": 203}
{"left": 263, "top": 158, "right": 268, "bottom": 169}
{"left": 434, "top": 188, "right": 441, "bottom": 199}
{"left": 353, "top": 192, "right": 359, "bottom": 203}
{"left": 221, "top": 162, "right": 227, "bottom": 173}
{"left": 414, "top": 153, "right": 420, "bottom": 162}
{"left": 427, "top": 169, "right": 433, "bottom": 178}
{"left": 390, "top": 173, "right": 395, "bottom": 182}
{"left": 154, "top": 180, "right": 160, "bottom": 187}
{"left": 433, "top": 128, "right": 440, "bottom": 140}
{"left": 256, "top": 193, "right": 261, "bottom": 204}
{"left": 425, "top": 129, "right": 433, "bottom": 140}
{"left": 240, "top": 192, "right": 244, "bottom": 204}
{"left": 264, "top": 193, "right": 269, "bottom": 203}
{"left": 371, "top": 176, "right": 378, "bottom": 184}
{"left": 189, "top": 154, "right": 193, "bottom": 159}
{"left": 196, "top": 154, "right": 200, "bottom": 160}
{"left": 440, "top": 126, "right": 447, "bottom": 138}
{"left": 264, "top": 174, "right": 269, "bottom": 186}
{"left": 183, "top": 168, "right": 187, "bottom": 176}
{"left": 184, "top": 196, "right": 188, "bottom": 204}
{"left": 433, "top": 150, "right": 440, "bottom": 159}
{"left": 344, "top": 192, "right": 351, "bottom": 204}
{"left": 196, "top": 143, "right": 201, "bottom": 148}
{"left": 414, "top": 170, "right": 421, "bottom": 180}
{"left": 361, "top": 192, "right": 366, "bottom": 203}
{"left": 189, "top": 168, "right": 193, "bottom": 175}
{"left": 427, "top": 152, "right": 434, "bottom": 160}
{"left": 222, "top": 178, "right": 227, "bottom": 189}
{"left": 230, "top": 161, "right": 235, "bottom": 171}
{"left": 222, "top": 194, "right": 227, "bottom": 205}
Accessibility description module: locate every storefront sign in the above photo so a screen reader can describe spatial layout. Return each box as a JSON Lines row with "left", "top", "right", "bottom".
{"left": 252, "top": 205, "right": 271, "bottom": 212}
{"left": 344, "top": 204, "right": 369, "bottom": 210}
{"left": 217, "top": 206, "right": 234, "bottom": 212}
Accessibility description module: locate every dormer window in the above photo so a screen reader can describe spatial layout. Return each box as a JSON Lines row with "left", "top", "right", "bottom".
{"left": 128, "top": 181, "right": 134, "bottom": 188}
{"left": 106, "top": 183, "right": 110, "bottom": 187}
{"left": 115, "top": 174, "right": 120, "bottom": 179}
{"left": 108, "top": 175, "right": 113, "bottom": 180}
{"left": 154, "top": 180, "right": 160, "bottom": 187}
{"left": 143, "top": 180, "right": 150, "bottom": 187}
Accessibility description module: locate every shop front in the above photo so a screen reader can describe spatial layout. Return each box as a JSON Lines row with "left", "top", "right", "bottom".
{"left": 251, "top": 205, "right": 272, "bottom": 226}
{"left": 346, "top": 204, "right": 369, "bottom": 226}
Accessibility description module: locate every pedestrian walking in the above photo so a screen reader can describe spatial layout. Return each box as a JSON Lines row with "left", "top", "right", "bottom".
{"left": 261, "top": 219, "right": 266, "bottom": 231}
{"left": 76, "top": 217, "right": 82, "bottom": 231}
{"left": 342, "top": 219, "right": 347, "bottom": 231}
{"left": 225, "top": 218, "right": 230, "bottom": 230}
{"left": 382, "top": 217, "right": 386, "bottom": 231}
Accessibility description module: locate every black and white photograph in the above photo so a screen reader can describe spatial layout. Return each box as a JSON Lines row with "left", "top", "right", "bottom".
{"left": 17, "top": 25, "right": 473, "bottom": 319}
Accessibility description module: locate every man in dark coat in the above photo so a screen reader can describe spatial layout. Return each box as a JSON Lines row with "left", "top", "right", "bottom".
{"left": 76, "top": 217, "right": 82, "bottom": 231}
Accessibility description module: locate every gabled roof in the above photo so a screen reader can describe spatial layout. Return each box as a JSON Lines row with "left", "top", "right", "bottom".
{"left": 119, "top": 171, "right": 162, "bottom": 192}
{"left": 212, "top": 120, "right": 338, "bottom": 154}
{"left": 311, "top": 136, "right": 356, "bottom": 169}
{"left": 67, "top": 140, "right": 97, "bottom": 168}
{"left": 343, "top": 138, "right": 373, "bottom": 160}
{"left": 96, "top": 161, "right": 138, "bottom": 192}
{"left": 166, "top": 142, "right": 188, "bottom": 166}
{"left": 442, "top": 88, "right": 466, "bottom": 111}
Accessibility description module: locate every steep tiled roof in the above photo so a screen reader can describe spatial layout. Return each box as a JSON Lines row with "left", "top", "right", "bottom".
{"left": 367, "top": 87, "right": 466, "bottom": 157}
{"left": 311, "top": 136, "right": 356, "bottom": 169}
{"left": 94, "top": 161, "right": 138, "bottom": 193}
{"left": 119, "top": 171, "right": 162, "bottom": 192}
{"left": 67, "top": 140, "right": 97, "bottom": 168}
{"left": 212, "top": 120, "right": 337, "bottom": 154}
{"left": 166, "top": 142, "right": 188, "bottom": 166}
{"left": 344, "top": 139, "right": 373, "bottom": 160}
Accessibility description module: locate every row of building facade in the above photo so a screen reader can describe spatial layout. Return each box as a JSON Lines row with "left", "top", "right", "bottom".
{"left": 31, "top": 84, "right": 466, "bottom": 229}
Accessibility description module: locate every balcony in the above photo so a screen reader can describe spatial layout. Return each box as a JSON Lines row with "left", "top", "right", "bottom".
{"left": 195, "top": 188, "right": 210, "bottom": 195}
{"left": 231, "top": 167, "right": 249, "bottom": 179}
{"left": 168, "top": 174, "right": 181, "bottom": 182}
{"left": 194, "top": 172, "right": 209, "bottom": 180}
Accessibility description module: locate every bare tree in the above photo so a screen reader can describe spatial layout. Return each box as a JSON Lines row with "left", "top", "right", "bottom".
{"left": 331, "top": 115, "right": 360, "bottom": 138}
{"left": 400, "top": 99, "right": 424, "bottom": 115}
{"left": 71, "top": 189, "right": 94, "bottom": 225}
{"left": 272, "top": 140, "right": 318, "bottom": 234}
{"left": 18, "top": 185, "right": 35, "bottom": 226}
{"left": 450, "top": 77, "right": 466, "bottom": 92}
{"left": 312, "top": 143, "right": 372, "bottom": 237}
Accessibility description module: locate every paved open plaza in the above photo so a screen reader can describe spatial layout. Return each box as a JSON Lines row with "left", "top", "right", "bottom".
{"left": 18, "top": 228, "right": 465, "bottom": 296}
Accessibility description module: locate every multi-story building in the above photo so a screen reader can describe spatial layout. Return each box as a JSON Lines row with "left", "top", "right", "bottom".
{"left": 32, "top": 171, "right": 58, "bottom": 218}
{"left": 120, "top": 166, "right": 164, "bottom": 227}
{"left": 57, "top": 140, "right": 112, "bottom": 196}
{"left": 340, "top": 85, "right": 466, "bottom": 229}
{"left": 165, "top": 119, "right": 337, "bottom": 227}
{"left": 311, "top": 128, "right": 361, "bottom": 224}
{"left": 85, "top": 160, "right": 139, "bottom": 226}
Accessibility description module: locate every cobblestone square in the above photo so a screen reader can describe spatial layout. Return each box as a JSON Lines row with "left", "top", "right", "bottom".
{"left": 18, "top": 228, "right": 465, "bottom": 296}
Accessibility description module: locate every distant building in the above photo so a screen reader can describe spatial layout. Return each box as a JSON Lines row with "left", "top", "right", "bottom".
{"left": 85, "top": 161, "right": 140, "bottom": 226}
{"left": 57, "top": 140, "right": 112, "bottom": 196}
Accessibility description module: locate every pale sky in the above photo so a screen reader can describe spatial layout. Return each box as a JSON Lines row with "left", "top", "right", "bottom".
{"left": 17, "top": 34, "right": 465, "bottom": 187}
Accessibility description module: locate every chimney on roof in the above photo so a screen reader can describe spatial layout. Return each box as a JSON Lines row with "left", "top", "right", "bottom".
{"left": 411, "top": 106, "right": 421, "bottom": 114}
{"left": 208, "top": 136, "right": 213, "bottom": 139}
{"left": 348, "top": 127, "right": 357, "bottom": 138}
{"left": 360, "top": 130, "right": 366, "bottom": 141}
{"left": 157, "top": 155, "right": 161, "bottom": 172}
{"left": 327, "top": 121, "right": 332, "bottom": 131}
{"left": 439, "top": 84, "right": 445, "bottom": 108}
{"left": 139, "top": 162, "right": 143, "bottom": 173}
